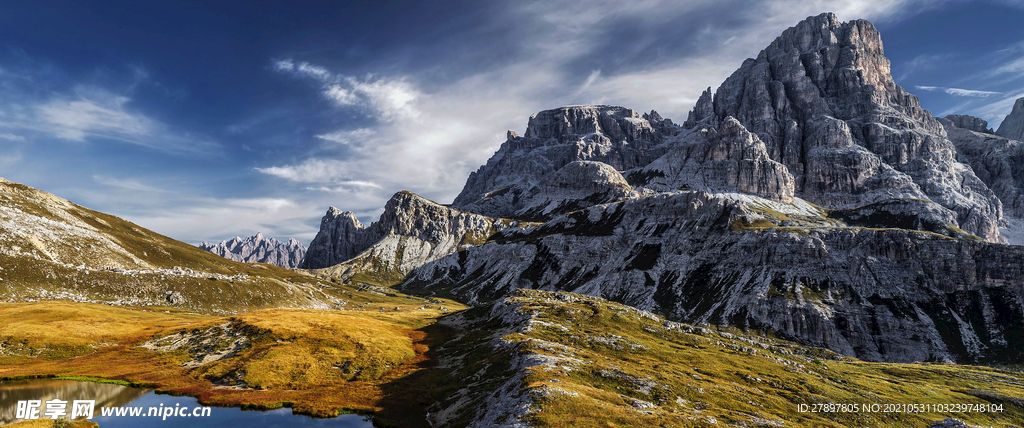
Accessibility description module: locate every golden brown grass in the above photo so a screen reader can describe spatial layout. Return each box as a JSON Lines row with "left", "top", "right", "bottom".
{"left": 498, "top": 290, "right": 1024, "bottom": 427}
{"left": 0, "top": 299, "right": 464, "bottom": 419}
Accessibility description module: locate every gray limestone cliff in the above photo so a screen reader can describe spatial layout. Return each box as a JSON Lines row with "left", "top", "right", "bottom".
{"left": 944, "top": 114, "right": 993, "bottom": 134}
{"left": 452, "top": 106, "right": 671, "bottom": 218}
{"left": 514, "top": 160, "right": 637, "bottom": 221}
{"left": 299, "top": 209, "right": 375, "bottom": 269}
{"left": 996, "top": 97, "right": 1024, "bottom": 141}
{"left": 199, "top": 233, "right": 306, "bottom": 268}
{"left": 402, "top": 191, "right": 1024, "bottom": 364}
{"left": 684, "top": 12, "right": 1003, "bottom": 242}
{"left": 637, "top": 116, "right": 795, "bottom": 202}
{"left": 300, "top": 191, "right": 509, "bottom": 281}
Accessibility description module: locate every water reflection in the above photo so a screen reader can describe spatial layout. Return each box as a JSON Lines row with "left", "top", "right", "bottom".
{"left": 0, "top": 379, "right": 373, "bottom": 427}
{"left": 0, "top": 379, "right": 149, "bottom": 424}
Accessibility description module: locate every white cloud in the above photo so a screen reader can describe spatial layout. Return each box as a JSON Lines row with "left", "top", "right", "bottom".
{"left": 275, "top": 61, "right": 421, "bottom": 121}
{"left": 125, "top": 197, "right": 322, "bottom": 244}
{"left": 258, "top": 0, "right": 954, "bottom": 224}
{"left": 0, "top": 85, "right": 218, "bottom": 155}
{"left": 36, "top": 92, "right": 152, "bottom": 141}
{"left": 256, "top": 159, "right": 363, "bottom": 183}
{"left": 994, "top": 57, "right": 1024, "bottom": 76}
{"left": 944, "top": 88, "right": 1002, "bottom": 97}
{"left": 346, "top": 77, "right": 420, "bottom": 121}
{"left": 916, "top": 85, "right": 1001, "bottom": 97}
{"left": 969, "top": 91, "right": 1024, "bottom": 130}
{"left": 92, "top": 175, "right": 171, "bottom": 193}
{"left": 315, "top": 128, "right": 375, "bottom": 145}
{"left": 296, "top": 62, "right": 331, "bottom": 81}
{"left": 306, "top": 181, "right": 382, "bottom": 192}
{"left": 896, "top": 53, "right": 956, "bottom": 81}
{"left": 324, "top": 84, "right": 359, "bottom": 105}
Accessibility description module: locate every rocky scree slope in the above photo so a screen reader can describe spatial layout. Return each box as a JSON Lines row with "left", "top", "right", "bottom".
{"left": 199, "top": 232, "right": 306, "bottom": 268}
{"left": 0, "top": 177, "right": 347, "bottom": 313}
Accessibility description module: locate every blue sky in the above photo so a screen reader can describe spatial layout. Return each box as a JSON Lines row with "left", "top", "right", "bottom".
{"left": 1, "top": 0, "right": 1023, "bottom": 244}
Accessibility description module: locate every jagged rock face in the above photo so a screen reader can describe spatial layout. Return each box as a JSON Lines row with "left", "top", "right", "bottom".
{"left": 452, "top": 106, "right": 671, "bottom": 218}
{"left": 638, "top": 117, "right": 795, "bottom": 202}
{"left": 685, "top": 12, "right": 1003, "bottom": 242}
{"left": 301, "top": 191, "right": 508, "bottom": 276}
{"left": 945, "top": 123, "right": 1024, "bottom": 220}
{"left": 402, "top": 191, "right": 1024, "bottom": 364}
{"left": 299, "top": 208, "right": 375, "bottom": 269}
{"left": 515, "top": 161, "right": 637, "bottom": 220}
{"left": 996, "top": 97, "right": 1024, "bottom": 141}
{"left": 199, "top": 233, "right": 306, "bottom": 268}
{"left": 944, "top": 114, "right": 993, "bottom": 134}
{"left": 828, "top": 199, "right": 963, "bottom": 238}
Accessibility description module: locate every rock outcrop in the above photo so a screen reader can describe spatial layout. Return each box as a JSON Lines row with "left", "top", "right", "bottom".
{"left": 944, "top": 114, "right": 993, "bottom": 134}
{"left": 300, "top": 191, "right": 510, "bottom": 282}
{"left": 299, "top": 209, "right": 377, "bottom": 269}
{"left": 514, "top": 160, "right": 637, "bottom": 220}
{"left": 199, "top": 233, "right": 306, "bottom": 268}
{"left": 683, "top": 12, "right": 1003, "bottom": 242}
{"left": 452, "top": 106, "right": 672, "bottom": 218}
{"left": 944, "top": 122, "right": 1024, "bottom": 221}
{"left": 637, "top": 117, "right": 795, "bottom": 202}
{"left": 996, "top": 97, "right": 1024, "bottom": 141}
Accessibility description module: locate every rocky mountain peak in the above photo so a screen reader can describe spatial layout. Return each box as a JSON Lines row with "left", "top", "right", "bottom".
{"left": 300, "top": 207, "right": 370, "bottom": 269}
{"left": 682, "top": 12, "right": 1002, "bottom": 241}
{"left": 452, "top": 104, "right": 673, "bottom": 217}
{"left": 523, "top": 105, "right": 658, "bottom": 144}
{"left": 996, "top": 97, "right": 1024, "bottom": 141}
{"left": 300, "top": 190, "right": 507, "bottom": 277}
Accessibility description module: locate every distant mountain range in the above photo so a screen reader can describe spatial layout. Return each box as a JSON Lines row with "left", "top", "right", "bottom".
{"left": 199, "top": 233, "right": 306, "bottom": 268}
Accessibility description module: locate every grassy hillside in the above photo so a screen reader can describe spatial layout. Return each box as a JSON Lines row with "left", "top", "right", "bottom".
{"left": 0, "top": 177, "right": 357, "bottom": 313}
{"left": 392, "top": 290, "right": 1024, "bottom": 427}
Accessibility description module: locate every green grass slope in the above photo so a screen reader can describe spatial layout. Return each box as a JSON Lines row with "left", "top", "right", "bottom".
{"left": 401, "top": 289, "right": 1024, "bottom": 427}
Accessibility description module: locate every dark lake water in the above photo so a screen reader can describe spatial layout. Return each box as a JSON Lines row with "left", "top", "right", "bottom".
{"left": 0, "top": 379, "right": 373, "bottom": 427}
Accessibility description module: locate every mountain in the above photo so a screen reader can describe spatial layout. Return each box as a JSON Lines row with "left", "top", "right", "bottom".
{"left": 681, "top": 13, "right": 1002, "bottom": 242}
{"left": 451, "top": 106, "right": 673, "bottom": 219}
{"left": 0, "top": 177, "right": 347, "bottom": 314}
{"left": 996, "top": 97, "right": 1024, "bottom": 141}
{"left": 199, "top": 232, "right": 306, "bottom": 268}
{"left": 300, "top": 191, "right": 514, "bottom": 286}
{"left": 302, "top": 13, "right": 1024, "bottom": 365}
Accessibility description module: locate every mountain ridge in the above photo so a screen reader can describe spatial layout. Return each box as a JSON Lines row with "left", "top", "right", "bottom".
{"left": 199, "top": 232, "right": 306, "bottom": 269}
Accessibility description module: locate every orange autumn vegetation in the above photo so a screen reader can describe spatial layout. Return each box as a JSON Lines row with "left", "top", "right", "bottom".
{"left": 0, "top": 299, "right": 463, "bottom": 426}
